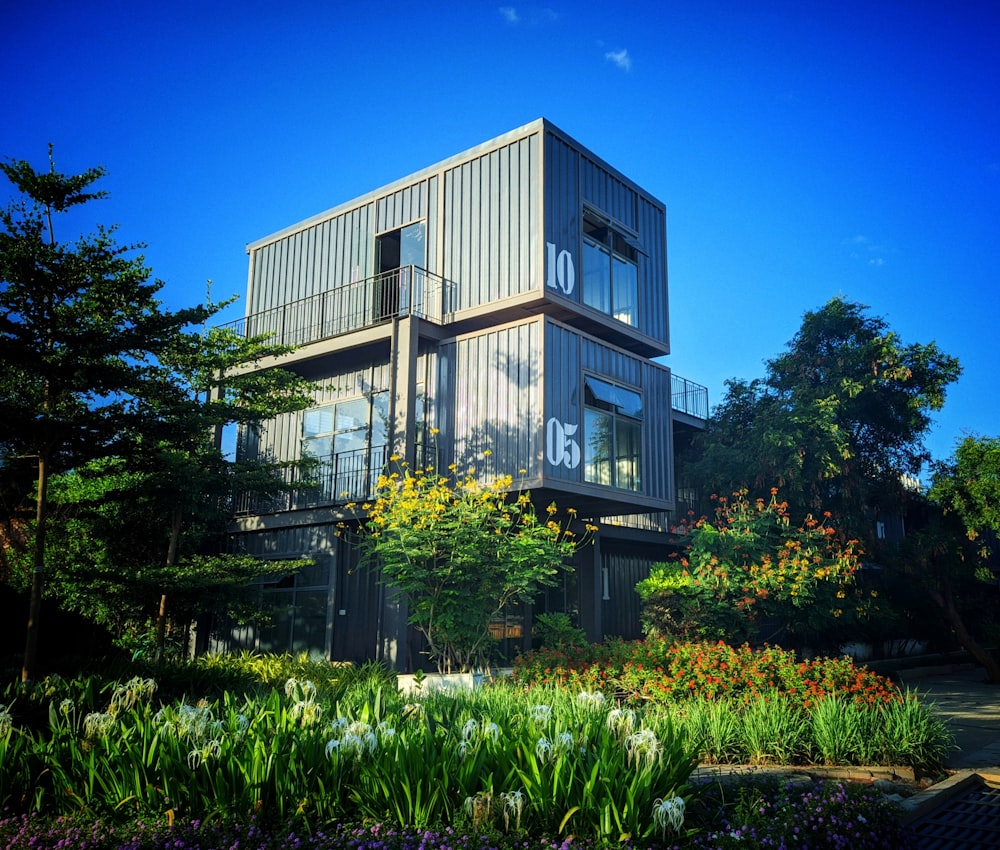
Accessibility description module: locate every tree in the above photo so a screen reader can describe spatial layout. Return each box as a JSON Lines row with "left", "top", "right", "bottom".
{"left": 354, "top": 463, "right": 594, "bottom": 673}
{"left": 693, "top": 298, "right": 962, "bottom": 542}
{"left": 0, "top": 148, "right": 209, "bottom": 681}
{"left": 33, "top": 317, "right": 317, "bottom": 658}
{"left": 637, "top": 490, "right": 862, "bottom": 648}
{"left": 911, "top": 435, "right": 1000, "bottom": 682}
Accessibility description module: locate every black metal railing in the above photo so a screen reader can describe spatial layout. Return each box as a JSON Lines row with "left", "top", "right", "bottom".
{"left": 234, "top": 445, "right": 389, "bottom": 515}
{"left": 220, "top": 266, "right": 449, "bottom": 349}
{"left": 671, "top": 373, "right": 709, "bottom": 420}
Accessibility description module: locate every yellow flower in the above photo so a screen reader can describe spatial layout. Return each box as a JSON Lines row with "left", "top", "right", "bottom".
{"left": 429, "top": 427, "right": 440, "bottom": 435}
{"left": 483, "top": 449, "right": 492, "bottom": 457}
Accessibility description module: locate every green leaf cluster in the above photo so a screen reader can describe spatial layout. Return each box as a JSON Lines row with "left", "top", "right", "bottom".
{"left": 356, "top": 465, "right": 593, "bottom": 672}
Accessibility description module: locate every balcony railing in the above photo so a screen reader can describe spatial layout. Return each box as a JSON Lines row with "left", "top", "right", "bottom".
{"left": 671, "top": 373, "right": 709, "bottom": 420}
{"left": 220, "top": 266, "right": 449, "bottom": 349}
{"left": 234, "top": 445, "right": 388, "bottom": 516}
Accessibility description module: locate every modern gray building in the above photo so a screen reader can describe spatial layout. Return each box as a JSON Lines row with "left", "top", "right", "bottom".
{"left": 223, "top": 119, "right": 707, "bottom": 669}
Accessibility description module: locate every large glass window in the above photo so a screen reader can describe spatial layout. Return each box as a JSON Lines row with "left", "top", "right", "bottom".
{"left": 583, "top": 376, "right": 642, "bottom": 491}
{"left": 582, "top": 213, "right": 639, "bottom": 326}
{"left": 302, "top": 395, "right": 386, "bottom": 502}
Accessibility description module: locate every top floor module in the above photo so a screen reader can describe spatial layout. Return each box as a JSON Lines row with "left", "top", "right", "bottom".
{"left": 239, "top": 118, "right": 671, "bottom": 361}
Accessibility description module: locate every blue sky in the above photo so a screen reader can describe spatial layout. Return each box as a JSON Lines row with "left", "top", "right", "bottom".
{"left": 3, "top": 0, "right": 997, "bottom": 472}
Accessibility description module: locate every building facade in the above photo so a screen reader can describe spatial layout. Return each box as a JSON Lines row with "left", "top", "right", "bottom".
{"left": 222, "top": 119, "right": 707, "bottom": 669}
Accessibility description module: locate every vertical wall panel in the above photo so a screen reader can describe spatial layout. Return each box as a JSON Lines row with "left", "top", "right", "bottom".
{"left": 441, "top": 134, "right": 540, "bottom": 312}
{"left": 435, "top": 319, "right": 541, "bottom": 477}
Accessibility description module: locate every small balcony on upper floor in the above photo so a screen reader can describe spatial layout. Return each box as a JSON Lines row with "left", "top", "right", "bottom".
{"left": 670, "top": 373, "right": 709, "bottom": 425}
{"left": 219, "top": 266, "right": 452, "bottom": 351}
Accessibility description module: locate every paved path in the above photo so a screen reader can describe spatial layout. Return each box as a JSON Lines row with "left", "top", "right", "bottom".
{"left": 898, "top": 664, "right": 1000, "bottom": 770}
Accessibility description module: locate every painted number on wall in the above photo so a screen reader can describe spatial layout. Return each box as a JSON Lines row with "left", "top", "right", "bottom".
{"left": 546, "top": 417, "right": 581, "bottom": 469}
{"left": 546, "top": 242, "right": 575, "bottom": 295}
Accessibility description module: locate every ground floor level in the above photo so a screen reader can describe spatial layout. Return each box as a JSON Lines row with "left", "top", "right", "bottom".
{"left": 210, "top": 517, "right": 681, "bottom": 671}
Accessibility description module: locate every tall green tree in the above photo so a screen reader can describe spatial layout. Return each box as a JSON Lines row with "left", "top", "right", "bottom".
{"left": 693, "top": 298, "right": 962, "bottom": 542}
{"left": 0, "top": 148, "right": 209, "bottom": 680}
{"left": 37, "top": 316, "right": 318, "bottom": 658}
{"left": 913, "top": 435, "right": 1000, "bottom": 682}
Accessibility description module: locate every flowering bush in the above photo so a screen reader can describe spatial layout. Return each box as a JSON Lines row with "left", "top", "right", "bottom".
{"left": 512, "top": 640, "right": 952, "bottom": 768}
{"left": 513, "top": 640, "right": 899, "bottom": 709}
{"left": 353, "top": 463, "right": 593, "bottom": 672}
{"left": 637, "top": 491, "right": 862, "bottom": 645}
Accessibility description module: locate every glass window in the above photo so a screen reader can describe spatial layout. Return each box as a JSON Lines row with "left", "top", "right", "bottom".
{"left": 583, "top": 376, "right": 643, "bottom": 492}
{"left": 301, "top": 396, "right": 383, "bottom": 502}
{"left": 582, "top": 213, "right": 639, "bottom": 327}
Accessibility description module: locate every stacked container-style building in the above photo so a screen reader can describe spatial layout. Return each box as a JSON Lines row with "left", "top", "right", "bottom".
{"left": 223, "top": 119, "right": 707, "bottom": 670}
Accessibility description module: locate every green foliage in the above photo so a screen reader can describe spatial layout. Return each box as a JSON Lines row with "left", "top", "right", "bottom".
{"left": 0, "top": 151, "right": 320, "bottom": 666}
{"left": 637, "top": 491, "right": 861, "bottom": 645}
{"left": 356, "top": 464, "right": 594, "bottom": 673}
{"left": 512, "top": 640, "right": 952, "bottom": 769}
{"left": 692, "top": 298, "right": 961, "bottom": 541}
{"left": 531, "top": 612, "right": 589, "bottom": 650}
{"left": 0, "top": 665, "right": 698, "bottom": 841}
{"left": 931, "top": 435, "right": 1000, "bottom": 549}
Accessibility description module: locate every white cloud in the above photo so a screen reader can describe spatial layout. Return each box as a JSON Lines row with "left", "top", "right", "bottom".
{"left": 499, "top": 6, "right": 519, "bottom": 24}
{"left": 605, "top": 48, "right": 631, "bottom": 71}
{"left": 843, "top": 234, "right": 887, "bottom": 267}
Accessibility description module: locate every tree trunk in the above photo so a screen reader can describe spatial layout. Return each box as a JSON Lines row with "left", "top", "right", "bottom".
{"left": 929, "top": 576, "right": 1000, "bottom": 684}
{"left": 21, "top": 453, "right": 49, "bottom": 682}
{"left": 154, "top": 507, "right": 184, "bottom": 661}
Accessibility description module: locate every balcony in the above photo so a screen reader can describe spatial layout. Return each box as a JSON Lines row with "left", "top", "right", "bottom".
{"left": 234, "top": 445, "right": 389, "bottom": 516}
{"left": 219, "top": 266, "right": 450, "bottom": 349}
{"left": 671, "top": 373, "right": 709, "bottom": 420}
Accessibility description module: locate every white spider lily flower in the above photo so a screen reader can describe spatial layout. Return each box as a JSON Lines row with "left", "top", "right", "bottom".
{"left": 325, "top": 738, "right": 341, "bottom": 758}
{"left": 484, "top": 721, "right": 500, "bottom": 742}
{"left": 0, "top": 708, "right": 12, "bottom": 740}
{"left": 625, "top": 728, "right": 661, "bottom": 767}
{"left": 290, "top": 700, "right": 324, "bottom": 726}
{"left": 330, "top": 716, "right": 349, "bottom": 731}
{"left": 346, "top": 720, "right": 372, "bottom": 737}
{"left": 462, "top": 718, "right": 479, "bottom": 740}
{"left": 112, "top": 676, "right": 157, "bottom": 711}
{"left": 576, "top": 690, "right": 606, "bottom": 709}
{"left": 499, "top": 789, "right": 525, "bottom": 831}
{"left": 652, "top": 795, "right": 686, "bottom": 834}
{"left": 535, "top": 736, "right": 554, "bottom": 761}
{"left": 556, "top": 731, "right": 576, "bottom": 752}
{"left": 529, "top": 704, "right": 552, "bottom": 722}
{"left": 606, "top": 707, "right": 636, "bottom": 735}
{"left": 58, "top": 699, "right": 75, "bottom": 717}
{"left": 83, "top": 711, "right": 115, "bottom": 739}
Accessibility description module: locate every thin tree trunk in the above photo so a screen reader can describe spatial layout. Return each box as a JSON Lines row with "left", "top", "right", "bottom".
{"left": 930, "top": 576, "right": 1000, "bottom": 684}
{"left": 154, "top": 507, "right": 183, "bottom": 661}
{"left": 21, "top": 453, "right": 48, "bottom": 682}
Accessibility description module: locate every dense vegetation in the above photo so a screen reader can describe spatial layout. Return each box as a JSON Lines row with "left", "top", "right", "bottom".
{"left": 1, "top": 649, "right": 938, "bottom": 849}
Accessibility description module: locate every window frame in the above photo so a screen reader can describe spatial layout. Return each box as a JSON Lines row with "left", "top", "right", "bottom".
{"left": 582, "top": 374, "right": 644, "bottom": 493}
{"left": 581, "top": 208, "right": 641, "bottom": 327}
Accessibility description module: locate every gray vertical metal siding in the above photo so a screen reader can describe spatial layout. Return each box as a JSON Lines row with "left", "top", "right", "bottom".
{"left": 441, "top": 134, "right": 540, "bottom": 312}
{"left": 434, "top": 319, "right": 541, "bottom": 477}
{"left": 375, "top": 182, "right": 428, "bottom": 233}
{"left": 249, "top": 204, "right": 375, "bottom": 314}
{"left": 637, "top": 195, "right": 670, "bottom": 349}
{"left": 543, "top": 130, "right": 669, "bottom": 350}
{"left": 543, "top": 132, "right": 580, "bottom": 301}
{"left": 579, "top": 152, "right": 638, "bottom": 231}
